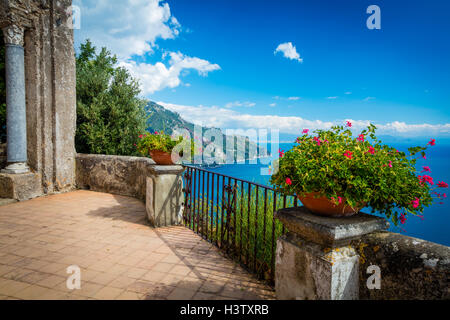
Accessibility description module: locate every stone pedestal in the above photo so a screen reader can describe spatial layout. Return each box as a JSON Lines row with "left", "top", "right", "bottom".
{"left": 275, "top": 206, "right": 388, "bottom": 300}
{"left": 0, "top": 172, "right": 42, "bottom": 200}
{"left": 146, "top": 166, "right": 185, "bottom": 227}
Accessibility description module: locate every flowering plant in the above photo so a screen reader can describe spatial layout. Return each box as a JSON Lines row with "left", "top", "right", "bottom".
{"left": 136, "top": 131, "right": 194, "bottom": 158}
{"left": 270, "top": 122, "right": 447, "bottom": 225}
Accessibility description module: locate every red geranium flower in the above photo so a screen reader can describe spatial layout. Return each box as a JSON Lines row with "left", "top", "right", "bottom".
{"left": 438, "top": 181, "right": 449, "bottom": 188}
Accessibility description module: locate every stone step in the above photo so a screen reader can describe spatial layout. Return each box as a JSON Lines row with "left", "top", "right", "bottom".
{"left": 0, "top": 198, "right": 16, "bottom": 206}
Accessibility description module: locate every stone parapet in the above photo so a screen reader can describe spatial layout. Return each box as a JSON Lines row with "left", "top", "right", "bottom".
{"left": 275, "top": 206, "right": 388, "bottom": 300}
{"left": 353, "top": 231, "right": 450, "bottom": 300}
{"left": 275, "top": 206, "right": 389, "bottom": 247}
{"left": 75, "top": 153, "right": 155, "bottom": 200}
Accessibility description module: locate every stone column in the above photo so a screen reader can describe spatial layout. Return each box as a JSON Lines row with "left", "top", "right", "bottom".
{"left": 275, "top": 206, "right": 389, "bottom": 300}
{"left": 1, "top": 24, "right": 29, "bottom": 174}
{"left": 146, "top": 166, "right": 185, "bottom": 227}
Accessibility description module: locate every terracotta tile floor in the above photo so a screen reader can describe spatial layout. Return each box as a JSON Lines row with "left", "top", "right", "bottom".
{"left": 0, "top": 190, "right": 275, "bottom": 300}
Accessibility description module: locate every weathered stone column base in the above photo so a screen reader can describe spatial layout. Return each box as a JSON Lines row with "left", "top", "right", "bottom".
{"left": 276, "top": 232, "right": 359, "bottom": 300}
{"left": 146, "top": 166, "right": 185, "bottom": 227}
{"left": 0, "top": 172, "right": 42, "bottom": 201}
{"left": 1, "top": 162, "right": 29, "bottom": 174}
{"left": 275, "top": 206, "right": 389, "bottom": 300}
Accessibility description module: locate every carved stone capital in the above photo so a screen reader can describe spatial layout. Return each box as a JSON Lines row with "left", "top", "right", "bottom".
{"left": 3, "top": 24, "right": 24, "bottom": 46}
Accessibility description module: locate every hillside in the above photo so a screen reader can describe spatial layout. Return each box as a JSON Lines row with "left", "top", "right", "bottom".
{"left": 145, "top": 101, "right": 194, "bottom": 135}
{"left": 145, "top": 101, "right": 267, "bottom": 163}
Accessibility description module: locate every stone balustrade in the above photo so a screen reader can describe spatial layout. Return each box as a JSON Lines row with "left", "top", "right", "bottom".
{"left": 275, "top": 206, "right": 450, "bottom": 300}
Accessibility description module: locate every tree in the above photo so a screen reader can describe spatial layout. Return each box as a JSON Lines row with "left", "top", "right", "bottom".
{"left": 75, "top": 39, "right": 148, "bottom": 155}
{"left": 0, "top": 36, "right": 6, "bottom": 143}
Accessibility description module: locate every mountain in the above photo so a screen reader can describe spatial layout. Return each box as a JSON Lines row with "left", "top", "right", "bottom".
{"left": 145, "top": 101, "right": 194, "bottom": 135}
{"left": 145, "top": 101, "right": 267, "bottom": 164}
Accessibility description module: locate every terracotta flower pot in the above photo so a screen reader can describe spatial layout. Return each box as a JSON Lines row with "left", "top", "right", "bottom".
{"left": 297, "top": 192, "right": 365, "bottom": 217}
{"left": 149, "top": 150, "right": 176, "bottom": 165}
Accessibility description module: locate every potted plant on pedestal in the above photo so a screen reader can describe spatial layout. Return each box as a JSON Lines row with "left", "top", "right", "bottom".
{"left": 270, "top": 122, "right": 448, "bottom": 225}
{"left": 136, "top": 131, "right": 193, "bottom": 165}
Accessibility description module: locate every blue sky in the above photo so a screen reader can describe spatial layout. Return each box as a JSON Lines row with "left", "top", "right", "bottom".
{"left": 74, "top": 0, "right": 450, "bottom": 137}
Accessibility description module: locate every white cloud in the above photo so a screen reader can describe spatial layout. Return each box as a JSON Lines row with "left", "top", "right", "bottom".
{"left": 273, "top": 96, "right": 301, "bottom": 101}
{"left": 225, "top": 101, "right": 256, "bottom": 108}
{"left": 74, "top": 0, "right": 180, "bottom": 59}
{"left": 120, "top": 52, "right": 220, "bottom": 95}
{"left": 269, "top": 103, "right": 276, "bottom": 107}
{"left": 157, "top": 102, "right": 450, "bottom": 137}
{"left": 345, "top": 92, "right": 352, "bottom": 95}
{"left": 363, "top": 97, "right": 376, "bottom": 101}
{"left": 274, "top": 42, "right": 303, "bottom": 63}
{"left": 327, "top": 96, "right": 338, "bottom": 99}
{"left": 74, "top": 0, "right": 220, "bottom": 95}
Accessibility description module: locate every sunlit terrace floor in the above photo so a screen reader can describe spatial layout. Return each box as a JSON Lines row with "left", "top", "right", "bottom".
{"left": 0, "top": 190, "right": 275, "bottom": 300}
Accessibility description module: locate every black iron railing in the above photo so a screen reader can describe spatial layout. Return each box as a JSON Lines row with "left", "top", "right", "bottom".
{"left": 182, "top": 165, "right": 298, "bottom": 282}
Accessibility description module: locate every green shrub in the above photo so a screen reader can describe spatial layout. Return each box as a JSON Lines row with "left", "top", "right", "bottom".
{"left": 270, "top": 122, "right": 447, "bottom": 226}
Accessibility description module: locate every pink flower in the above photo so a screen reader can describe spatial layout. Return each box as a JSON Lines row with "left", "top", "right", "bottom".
{"left": 357, "top": 134, "right": 365, "bottom": 142}
{"left": 400, "top": 213, "right": 407, "bottom": 225}
{"left": 139, "top": 134, "right": 143, "bottom": 139}
{"left": 422, "top": 166, "right": 431, "bottom": 172}
{"left": 154, "top": 131, "right": 159, "bottom": 135}
{"left": 286, "top": 178, "right": 292, "bottom": 186}
{"left": 346, "top": 121, "right": 352, "bottom": 127}
{"left": 422, "top": 154, "right": 427, "bottom": 159}
{"left": 443, "top": 193, "right": 447, "bottom": 198}
{"left": 295, "top": 137, "right": 301, "bottom": 143}
{"left": 388, "top": 161, "right": 393, "bottom": 168}
{"left": 418, "top": 175, "right": 434, "bottom": 186}
{"left": 428, "top": 139, "right": 436, "bottom": 146}
{"left": 302, "top": 129, "right": 309, "bottom": 135}
{"left": 438, "top": 181, "right": 449, "bottom": 188}
{"left": 279, "top": 149, "right": 285, "bottom": 158}
{"left": 411, "top": 197, "right": 420, "bottom": 209}
{"left": 331, "top": 196, "right": 343, "bottom": 204}
{"left": 367, "top": 146, "right": 375, "bottom": 155}
{"left": 343, "top": 150, "right": 353, "bottom": 159}
{"left": 312, "top": 136, "right": 322, "bottom": 146}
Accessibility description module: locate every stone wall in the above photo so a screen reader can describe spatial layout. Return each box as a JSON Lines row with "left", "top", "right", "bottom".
{"left": 75, "top": 153, "right": 156, "bottom": 200}
{"left": 353, "top": 231, "right": 450, "bottom": 300}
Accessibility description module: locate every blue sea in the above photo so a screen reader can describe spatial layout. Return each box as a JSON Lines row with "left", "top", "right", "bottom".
{"left": 206, "top": 141, "right": 450, "bottom": 246}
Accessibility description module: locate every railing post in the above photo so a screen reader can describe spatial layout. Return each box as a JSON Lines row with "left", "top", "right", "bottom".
{"left": 274, "top": 206, "right": 389, "bottom": 300}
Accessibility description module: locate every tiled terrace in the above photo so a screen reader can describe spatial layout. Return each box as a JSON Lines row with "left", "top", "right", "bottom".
{"left": 0, "top": 191, "right": 275, "bottom": 300}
